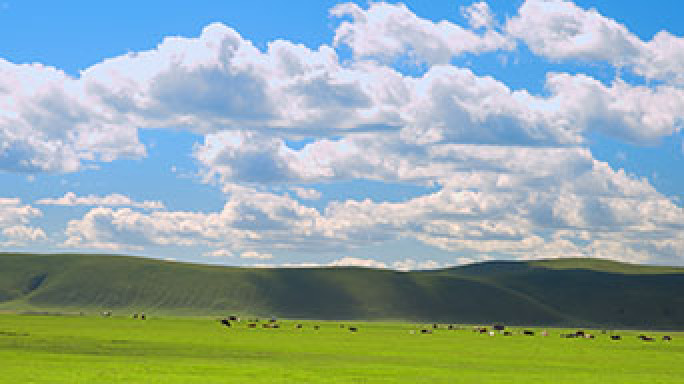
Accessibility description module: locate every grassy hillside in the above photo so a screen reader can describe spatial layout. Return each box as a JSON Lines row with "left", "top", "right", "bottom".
{"left": 1, "top": 253, "right": 683, "bottom": 328}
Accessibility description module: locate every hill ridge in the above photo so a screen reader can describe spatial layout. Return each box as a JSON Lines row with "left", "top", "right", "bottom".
{"left": 1, "top": 253, "right": 683, "bottom": 329}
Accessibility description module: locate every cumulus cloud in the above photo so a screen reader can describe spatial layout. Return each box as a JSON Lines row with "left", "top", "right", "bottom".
{"left": 62, "top": 154, "right": 684, "bottom": 265}
{"left": 290, "top": 187, "right": 322, "bottom": 200}
{"left": 2, "top": 225, "right": 47, "bottom": 245}
{"left": 331, "top": 2, "right": 512, "bottom": 64}
{"left": 0, "top": 197, "right": 42, "bottom": 226}
{"left": 248, "top": 257, "right": 442, "bottom": 271}
{"left": 203, "top": 249, "right": 233, "bottom": 258}
{"left": 0, "top": 198, "right": 45, "bottom": 246}
{"left": 3, "top": 3, "right": 683, "bottom": 175}
{"left": 3, "top": 1, "right": 684, "bottom": 265}
{"left": 507, "top": 0, "right": 684, "bottom": 84}
{"left": 329, "top": 257, "right": 387, "bottom": 269}
{"left": 240, "top": 251, "right": 273, "bottom": 260}
{"left": 36, "top": 192, "right": 165, "bottom": 210}
{"left": 0, "top": 59, "right": 145, "bottom": 173}
{"left": 462, "top": 2, "right": 495, "bottom": 30}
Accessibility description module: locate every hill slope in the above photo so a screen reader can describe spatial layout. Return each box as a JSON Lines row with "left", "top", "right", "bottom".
{"left": 1, "top": 253, "right": 683, "bottom": 328}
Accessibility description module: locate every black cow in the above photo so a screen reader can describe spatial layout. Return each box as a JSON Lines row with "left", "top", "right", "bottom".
{"left": 220, "top": 319, "right": 231, "bottom": 327}
{"left": 663, "top": 335, "right": 672, "bottom": 341}
{"left": 493, "top": 325, "right": 505, "bottom": 331}
{"left": 523, "top": 330, "right": 535, "bottom": 336}
{"left": 349, "top": 327, "right": 358, "bottom": 332}
{"left": 610, "top": 335, "right": 621, "bottom": 340}
{"left": 420, "top": 329, "right": 432, "bottom": 334}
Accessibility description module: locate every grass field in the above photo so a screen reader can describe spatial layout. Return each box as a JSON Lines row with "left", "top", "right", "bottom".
{"left": 1, "top": 313, "right": 682, "bottom": 383}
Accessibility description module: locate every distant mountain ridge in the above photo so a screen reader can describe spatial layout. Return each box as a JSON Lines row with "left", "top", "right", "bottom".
{"left": 1, "top": 253, "right": 683, "bottom": 329}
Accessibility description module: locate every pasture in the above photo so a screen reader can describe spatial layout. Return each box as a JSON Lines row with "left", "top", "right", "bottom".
{"left": 0, "top": 313, "right": 682, "bottom": 383}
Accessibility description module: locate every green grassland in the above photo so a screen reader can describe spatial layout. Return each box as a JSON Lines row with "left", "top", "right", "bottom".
{"left": 1, "top": 253, "right": 683, "bottom": 329}
{"left": 0, "top": 313, "right": 682, "bottom": 383}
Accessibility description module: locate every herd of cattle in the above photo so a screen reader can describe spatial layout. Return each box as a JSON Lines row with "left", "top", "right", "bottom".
{"left": 216, "top": 317, "right": 674, "bottom": 342}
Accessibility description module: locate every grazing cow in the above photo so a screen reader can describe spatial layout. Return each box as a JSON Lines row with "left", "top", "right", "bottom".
{"left": 420, "top": 329, "right": 432, "bottom": 334}
{"left": 349, "top": 327, "right": 358, "bottom": 332}
{"left": 663, "top": 335, "right": 672, "bottom": 341}
{"left": 140, "top": 313, "right": 146, "bottom": 320}
{"left": 229, "top": 316, "right": 239, "bottom": 321}
{"left": 448, "top": 325, "right": 454, "bottom": 330}
{"left": 248, "top": 323, "right": 257, "bottom": 328}
{"left": 610, "top": 335, "right": 621, "bottom": 340}
{"left": 313, "top": 325, "right": 320, "bottom": 330}
{"left": 575, "top": 330, "right": 585, "bottom": 337}
{"left": 296, "top": 324, "right": 303, "bottom": 329}
{"left": 432, "top": 324, "right": 439, "bottom": 329}
{"left": 523, "top": 330, "right": 535, "bottom": 336}
{"left": 584, "top": 334, "right": 594, "bottom": 339}
{"left": 638, "top": 335, "right": 654, "bottom": 341}
{"left": 503, "top": 331, "right": 513, "bottom": 336}
{"left": 493, "top": 325, "right": 505, "bottom": 331}
{"left": 220, "top": 319, "right": 231, "bottom": 326}
{"left": 478, "top": 327, "right": 488, "bottom": 334}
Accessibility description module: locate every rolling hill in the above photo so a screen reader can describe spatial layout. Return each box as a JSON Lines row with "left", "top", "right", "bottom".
{"left": 1, "top": 253, "right": 683, "bottom": 329}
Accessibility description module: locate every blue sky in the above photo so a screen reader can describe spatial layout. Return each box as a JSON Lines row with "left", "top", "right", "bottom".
{"left": 0, "top": 0, "right": 683, "bottom": 268}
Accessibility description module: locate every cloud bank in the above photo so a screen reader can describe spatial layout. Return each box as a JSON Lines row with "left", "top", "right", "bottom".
{"left": 2, "top": 0, "right": 684, "bottom": 267}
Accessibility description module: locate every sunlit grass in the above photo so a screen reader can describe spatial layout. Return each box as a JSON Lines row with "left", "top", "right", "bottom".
{"left": 1, "top": 313, "right": 682, "bottom": 383}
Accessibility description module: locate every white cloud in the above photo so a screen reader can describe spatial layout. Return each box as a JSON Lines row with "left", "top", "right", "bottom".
{"left": 391, "top": 258, "right": 441, "bottom": 271}
{"left": 0, "top": 198, "right": 44, "bottom": 247}
{"left": 0, "top": 197, "right": 41, "bottom": 227}
{"left": 290, "top": 187, "right": 322, "bottom": 200}
{"left": 3, "top": 2, "right": 684, "bottom": 266}
{"left": 1, "top": 225, "right": 47, "bottom": 246}
{"left": 507, "top": 0, "right": 684, "bottom": 84}
{"left": 203, "top": 249, "right": 233, "bottom": 258}
{"left": 462, "top": 2, "right": 495, "bottom": 30}
{"left": 36, "top": 192, "right": 165, "bottom": 210}
{"left": 329, "top": 257, "right": 387, "bottom": 269}
{"left": 0, "top": 59, "right": 145, "bottom": 173}
{"left": 331, "top": 2, "right": 512, "bottom": 65}
{"left": 250, "top": 258, "right": 443, "bottom": 271}
{"left": 240, "top": 250, "right": 273, "bottom": 260}
{"left": 3, "top": 5, "right": 682, "bottom": 176}
{"left": 61, "top": 154, "right": 684, "bottom": 266}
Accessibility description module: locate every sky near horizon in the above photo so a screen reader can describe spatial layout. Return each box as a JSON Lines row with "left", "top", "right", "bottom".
{"left": 1, "top": 0, "right": 683, "bottom": 269}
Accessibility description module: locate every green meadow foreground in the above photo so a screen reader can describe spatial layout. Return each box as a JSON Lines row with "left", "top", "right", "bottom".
{"left": 0, "top": 314, "right": 682, "bottom": 383}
